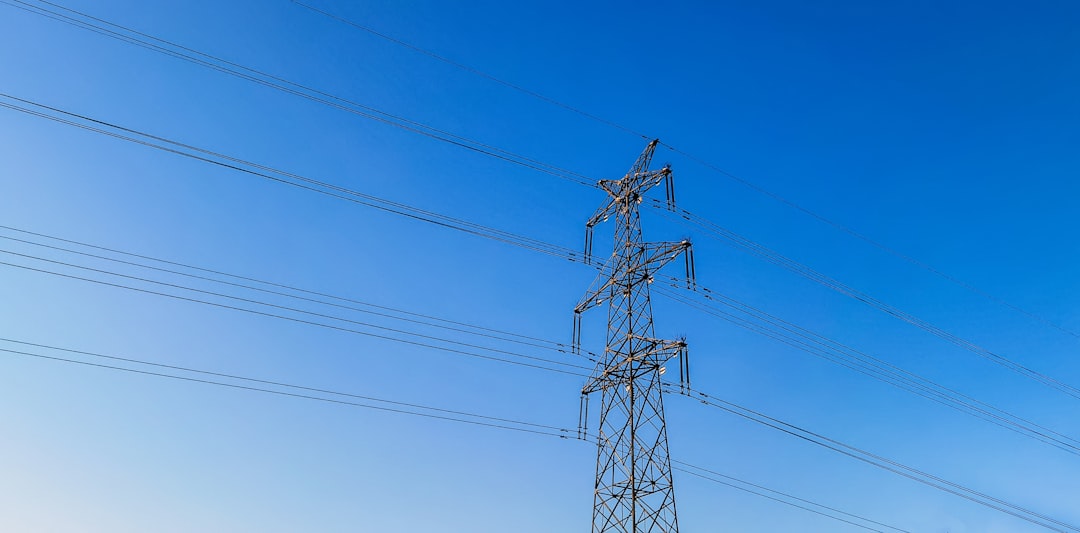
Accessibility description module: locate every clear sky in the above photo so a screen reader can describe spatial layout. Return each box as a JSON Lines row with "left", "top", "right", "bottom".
{"left": 2, "top": 0, "right": 1079, "bottom": 531}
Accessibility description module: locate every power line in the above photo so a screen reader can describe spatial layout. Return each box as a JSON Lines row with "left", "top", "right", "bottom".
{"left": 0, "top": 93, "right": 583, "bottom": 262}
{"left": 653, "top": 283, "right": 1080, "bottom": 457}
{"left": 0, "top": 334, "right": 1028, "bottom": 530}
{"left": 0, "top": 254, "right": 590, "bottom": 377}
{"left": 8, "top": 85, "right": 1077, "bottom": 500}
{"left": 0, "top": 245, "right": 594, "bottom": 371}
{"left": 1, "top": 335, "right": 911, "bottom": 531}
{"left": 41, "top": 0, "right": 1060, "bottom": 360}
{"left": 4, "top": 1, "right": 1071, "bottom": 524}
{"left": 10, "top": 195, "right": 1066, "bottom": 529}
{"left": 671, "top": 385, "right": 1080, "bottom": 532}
{"left": 6, "top": 127, "right": 1071, "bottom": 453}
{"left": 11, "top": 221, "right": 1072, "bottom": 528}
{"left": 0, "top": 225, "right": 583, "bottom": 356}
{"left": 11, "top": 4, "right": 1071, "bottom": 412}
{"left": 1, "top": 0, "right": 598, "bottom": 188}
{"left": 290, "top": 0, "right": 652, "bottom": 142}
{"left": 655, "top": 201, "right": 1080, "bottom": 402}
{"left": 288, "top": 0, "right": 1080, "bottom": 341}
{"left": 673, "top": 463, "right": 908, "bottom": 533}
{"left": 9, "top": 34, "right": 1072, "bottom": 457}
{"left": 0, "top": 339, "right": 575, "bottom": 437}
{"left": 662, "top": 145, "right": 1080, "bottom": 340}
{"left": 14, "top": 222, "right": 1071, "bottom": 528}
{"left": 10, "top": 190, "right": 1075, "bottom": 465}
{"left": 16, "top": 222, "right": 1076, "bottom": 472}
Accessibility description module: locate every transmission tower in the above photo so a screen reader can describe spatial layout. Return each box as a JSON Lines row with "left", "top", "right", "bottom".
{"left": 574, "top": 140, "right": 694, "bottom": 533}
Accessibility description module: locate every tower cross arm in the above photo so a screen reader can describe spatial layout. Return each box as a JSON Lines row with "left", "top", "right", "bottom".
{"left": 590, "top": 167, "right": 671, "bottom": 213}
{"left": 641, "top": 240, "right": 692, "bottom": 272}
{"left": 585, "top": 197, "right": 620, "bottom": 229}
{"left": 574, "top": 254, "right": 618, "bottom": 315}
{"left": 579, "top": 337, "right": 687, "bottom": 395}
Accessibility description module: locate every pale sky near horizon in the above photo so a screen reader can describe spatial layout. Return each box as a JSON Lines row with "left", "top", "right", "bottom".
{"left": 2, "top": 1, "right": 1080, "bottom": 531}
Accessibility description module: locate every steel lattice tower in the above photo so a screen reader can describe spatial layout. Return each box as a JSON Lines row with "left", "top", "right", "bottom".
{"left": 574, "top": 140, "right": 693, "bottom": 533}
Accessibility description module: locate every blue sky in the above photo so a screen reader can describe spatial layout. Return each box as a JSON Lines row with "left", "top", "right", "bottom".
{"left": 2, "top": 0, "right": 1080, "bottom": 531}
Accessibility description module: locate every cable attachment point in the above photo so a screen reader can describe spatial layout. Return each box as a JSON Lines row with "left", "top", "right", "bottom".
{"left": 683, "top": 241, "right": 696, "bottom": 290}
{"left": 676, "top": 340, "right": 691, "bottom": 393}
{"left": 584, "top": 224, "right": 594, "bottom": 265}
{"left": 572, "top": 311, "right": 583, "bottom": 355}
{"left": 578, "top": 394, "right": 590, "bottom": 440}
{"left": 664, "top": 167, "right": 676, "bottom": 211}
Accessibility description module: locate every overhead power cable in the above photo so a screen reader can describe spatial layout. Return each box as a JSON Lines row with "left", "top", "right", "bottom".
{"left": 653, "top": 283, "right": 1080, "bottom": 457}
{"left": 11, "top": 248, "right": 1069, "bottom": 531}
{"left": 17, "top": 224, "right": 1076, "bottom": 461}
{"left": 4, "top": 87, "right": 1075, "bottom": 520}
{"left": 0, "top": 225, "right": 585, "bottom": 357}
{"left": 671, "top": 384, "right": 1080, "bottom": 533}
{"left": 0, "top": 92, "right": 582, "bottom": 262}
{"left": 0, "top": 254, "right": 590, "bottom": 378}
{"left": 11, "top": 222, "right": 1073, "bottom": 467}
{"left": 2, "top": 335, "right": 1043, "bottom": 530}
{"left": 672, "top": 461, "right": 909, "bottom": 533}
{"left": 11, "top": 4, "right": 1069, "bottom": 409}
{"left": 289, "top": 0, "right": 1080, "bottom": 340}
{"left": 5, "top": 246, "right": 1024, "bottom": 529}
{"left": 0, "top": 336, "right": 911, "bottom": 532}
{"left": 655, "top": 201, "right": 1080, "bottom": 403}
{"left": 291, "top": 0, "right": 652, "bottom": 142}
{"left": 0, "top": 246, "right": 594, "bottom": 372}
{"left": 662, "top": 145, "right": 1080, "bottom": 340}
{"left": 0, "top": 338, "right": 574, "bottom": 437}
{"left": 8, "top": 206, "right": 1074, "bottom": 461}
{"left": 10, "top": 0, "right": 1073, "bottom": 350}
{"left": 2, "top": 0, "right": 597, "bottom": 188}
{"left": 4, "top": 5, "right": 1071, "bottom": 524}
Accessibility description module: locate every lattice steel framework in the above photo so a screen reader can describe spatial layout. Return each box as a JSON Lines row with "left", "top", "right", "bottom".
{"left": 574, "top": 140, "right": 693, "bottom": 533}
